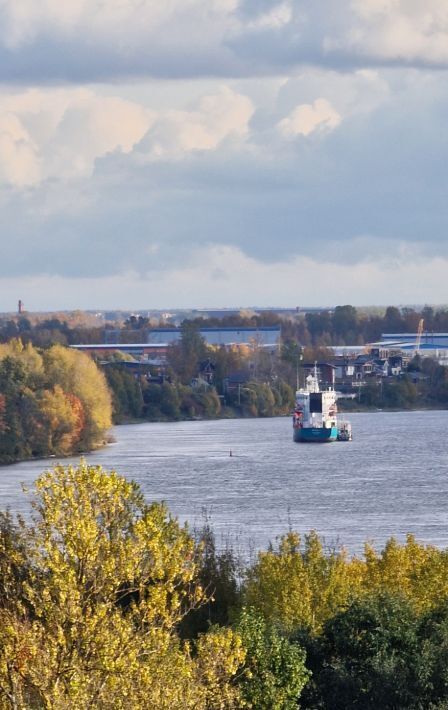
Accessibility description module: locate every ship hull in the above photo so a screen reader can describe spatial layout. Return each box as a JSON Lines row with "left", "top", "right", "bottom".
{"left": 293, "top": 426, "right": 338, "bottom": 443}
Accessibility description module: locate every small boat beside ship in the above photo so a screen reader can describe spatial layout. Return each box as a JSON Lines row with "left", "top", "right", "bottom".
{"left": 292, "top": 365, "right": 352, "bottom": 443}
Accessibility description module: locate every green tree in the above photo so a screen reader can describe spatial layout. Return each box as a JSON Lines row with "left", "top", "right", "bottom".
{"left": 333, "top": 305, "right": 358, "bottom": 342}
{"left": 303, "top": 593, "right": 421, "bottom": 710}
{"left": 160, "top": 382, "right": 181, "bottom": 419}
{"left": 167, "top": 322, "right": 207, "bottom": 384}
{"left": 0, "top": 357, "right": 29, "bottom": 462}
{"left": 104, "top": 367, "right": 143, "bottom": 421}
{"left": 236, "top": 607, "right": 310, "bottom": 709}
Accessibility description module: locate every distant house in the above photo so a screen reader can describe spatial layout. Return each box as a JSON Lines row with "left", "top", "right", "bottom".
{"left": 223, "top": 370, "right": 251, "bottom": 393}
{"left": 388, "top": 354, "right": 407, "bottom": 376}
{"left": 198, "top": 358, "right": 216, "bottom": 384}
{"left": 353, "top": 355, "right": 375, "bottom": 380}
{"left": 331, "top": 356, "right": 355, "bottom": 381}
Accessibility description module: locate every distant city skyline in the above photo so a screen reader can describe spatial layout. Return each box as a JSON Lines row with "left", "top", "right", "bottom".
{"left": 0, "top": 1, "right": 447, "bottom": 309}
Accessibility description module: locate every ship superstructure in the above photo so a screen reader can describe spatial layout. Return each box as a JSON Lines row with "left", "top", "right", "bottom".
{"left": 292, "top": 365, "right": 351, "bottom": 443}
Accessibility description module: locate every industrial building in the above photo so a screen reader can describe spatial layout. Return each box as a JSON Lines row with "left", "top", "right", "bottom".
{"left": 71, "top": 326, "right": 281, "bottom": 363}
{"left": 379, "top": 333, "right": 448, "bottom": 363}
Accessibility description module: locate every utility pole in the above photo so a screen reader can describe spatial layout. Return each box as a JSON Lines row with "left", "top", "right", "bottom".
{"left": 296, "top": 346, "right": 303, "bottom": 390}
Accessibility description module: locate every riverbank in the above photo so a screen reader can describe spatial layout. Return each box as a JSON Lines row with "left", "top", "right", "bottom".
{"left": 116, "top": 398, "right": 447, "bottom": 424}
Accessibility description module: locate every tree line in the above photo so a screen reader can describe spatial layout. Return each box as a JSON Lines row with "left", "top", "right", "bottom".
{"left": 0, "top": 340, "right": 111, "bottom": 464}
{"left": 4, "top": 304, "right": 448, "bottom": 349}
{"left": 2, "top": 462, "right": 448, "bottom": 708}
{"left": 104, "top": 320, "right": 296, "bottom": 423}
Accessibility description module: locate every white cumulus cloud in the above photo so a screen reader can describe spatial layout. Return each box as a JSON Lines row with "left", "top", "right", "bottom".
{"left": 138, "top": 86, "right": 254, "bottom": 157}
{"left": 278, "top": 98, "right": 341, "bottom": 137}
{"left": 0, "top": 88, "right": 153, "bottom": 186}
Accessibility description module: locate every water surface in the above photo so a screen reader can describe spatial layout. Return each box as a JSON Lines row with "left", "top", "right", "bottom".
{"left": 2, "top": 411, "right": 448, "bottom": 555}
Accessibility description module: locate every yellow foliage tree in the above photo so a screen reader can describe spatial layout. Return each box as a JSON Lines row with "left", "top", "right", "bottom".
{"left": 0, "top": 340, "right": 44, "bottom": 382}
{"left": 38, "top": 385, "right": 81, "bottom": 455}
{"left": 363, "top": 534, "right": 448, "bottom": 614}
{"left": 245, "top": 530, "right": 448, "bottom": 635}
{"left": 43, "top": 345, "right": 112, "bottom": 448}
{"left": 0, "top": 463, "right": 245, "bottom": 709}
{"left": 245, "top": 532, "right": 364, "bottom": 634}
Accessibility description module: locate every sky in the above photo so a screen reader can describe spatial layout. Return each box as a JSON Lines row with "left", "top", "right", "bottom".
{"left": 1, "top": 0, "right": 448, "bottom": 311}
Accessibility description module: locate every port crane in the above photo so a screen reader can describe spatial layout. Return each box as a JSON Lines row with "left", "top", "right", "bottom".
{"left": 413, "top": 318, "right": 424, "bottom": 356}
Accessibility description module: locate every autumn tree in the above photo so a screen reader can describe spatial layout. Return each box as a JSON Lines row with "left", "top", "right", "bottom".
{"left": 244, "top": 531, "right": 365, "bottom": 634}
{"left": 43, "top": 345, "right": 112, "bottom": 448}
{"left": 0, "top": 341, "right": 111, "bottom": 463}
{"left": 167, "top": 321, "right": 207, "bottom": 384}
{"left": 0, "top": 463, "right": 245, "bottom": 709}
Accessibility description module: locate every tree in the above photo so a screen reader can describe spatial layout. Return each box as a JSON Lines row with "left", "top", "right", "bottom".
{"left": 160, "top": 382, "right": 181, "bottom": 419}
{"left": 244, "top": 531, "right": 364, "bottom": 634}
{"left": 303, "top": 593, "right": 421, "bottom": 710}
{"left": 180, "top": 522, "right": 241, "bottom": 639}
{"left": 39, "top": 385, "right": 84, "bottom": 455}
{"left": 43, "top": 345, "right": 112, "bottom": 448}
{"left": 384, "top": 306, "right": 404, "bottom": 333}
{"left": 236, "top": 607, "right": 310, "bottom": 709}
{"left": 0, "top": 342, "right": 110, "bottom": 463}
{"left": 417, "top": 602, "right": 448, "bottom": 706}
{"left": 167, "top": 322, "right": 207, "bottom": 384}
{"left": 0, "top": 394, "right": 6, "bottom": 433}
{"left": 333, "top": 306, "right": 358, "bottom": 342}
{"left": 104, "top": 367, "right": 143, "bottom": 421}
{"left": 0, "top": 357, "right": 29, "bottom": 462}
{"left": 0, "top": 463, "right": 245, "bottom": 708}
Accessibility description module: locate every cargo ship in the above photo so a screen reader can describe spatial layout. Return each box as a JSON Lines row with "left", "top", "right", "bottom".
{"left": 292, "top": 366, "right": 351, "bottom": 443}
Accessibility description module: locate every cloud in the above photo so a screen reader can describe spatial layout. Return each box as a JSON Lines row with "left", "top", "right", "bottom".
{"left": 138, "top": 86, "right": 254, "bottom": 157}
{"left": 0, "top": 113, "right": 40, "bottom": 187}
{"left": 1, "top": 67, "right": 448, "bottom": 290}
{"left": 0, "top": 85, "right": 254, "bottom": 187}
{"left": 0, "top": 88, "right": 152, "bottom": 186}
{"left": 3, "top": 246, "right": 448, "bottom": 311}
{"left": 1, "top": 1, "right": 448, "bottom": 83}
{"left": 326, "top": 0, "right": 448, "bottom": 66}
{"left": 278, "top": 98, "right": 341, "bottom": 137}
{"left": 0, "top": 6, "right": 447, "bottom": 310}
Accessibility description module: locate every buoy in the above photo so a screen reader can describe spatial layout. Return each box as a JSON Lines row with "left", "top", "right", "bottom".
{"left": 229, "top": 450, "right": 233, "bottom": 457}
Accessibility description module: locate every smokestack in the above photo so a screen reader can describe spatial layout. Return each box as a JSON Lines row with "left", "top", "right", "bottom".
{"left": 18, "top": 299, "right": 24, "bottom": 314}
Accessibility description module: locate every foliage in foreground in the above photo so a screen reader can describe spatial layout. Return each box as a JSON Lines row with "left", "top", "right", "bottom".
{"left": 244, "top": 530, "right": 448, "bottom": 634}
{"left": 3, "top": 462, "right": 448, "bottom": 708}
{"left": 244, "top": 531, "right": 448, "bottom": 708}
{"left": 0, "top": 463, "right": 308, "bottom": 709}
{"left": 0, "top": 463, "right": 246, "bottom": 708}
{"left": 236, "top": 608, "right": 310, "bottom": 709}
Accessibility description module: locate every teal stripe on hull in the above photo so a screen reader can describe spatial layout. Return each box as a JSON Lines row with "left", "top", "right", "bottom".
{"left": 293, "top": 427, "right": 338, "bottom": 443}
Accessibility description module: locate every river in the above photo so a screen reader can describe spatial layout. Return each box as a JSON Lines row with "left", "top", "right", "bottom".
{"left": 2, "top": 411, "right": 448, "bottom": 555}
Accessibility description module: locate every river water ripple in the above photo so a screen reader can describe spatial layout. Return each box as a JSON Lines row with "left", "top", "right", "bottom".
{"left": 2, "top": 411, "right": 448, "bottom": 555}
